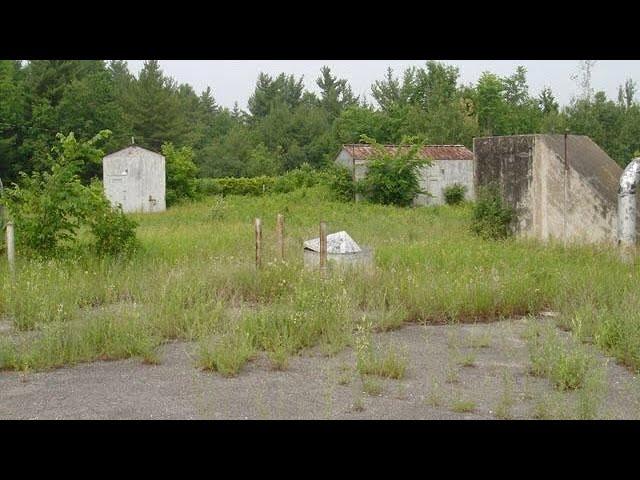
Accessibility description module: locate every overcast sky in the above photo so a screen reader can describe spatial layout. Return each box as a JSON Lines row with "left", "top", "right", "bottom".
{"left": 126, "top": 60, "right": 640, "bottom": 111}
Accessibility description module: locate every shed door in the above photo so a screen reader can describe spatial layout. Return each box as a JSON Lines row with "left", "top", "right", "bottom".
{"left": 108, "top": 175, "right": 127, "bottom": 208}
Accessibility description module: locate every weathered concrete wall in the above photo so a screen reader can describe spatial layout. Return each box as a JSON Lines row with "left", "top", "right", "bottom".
{"left": 474, "top": 135, "right": 535, "bottom": 235}
{"left": 335, "top": 148, "right": 474, "bottom": 206}
{"left": 474, "top": 134, "right": 625, "bottom": 245}
{"left": 103, "top": 146, "right": 166, "bottom": 213}
{"left": 415, "top": 159, "right": 475, "bottom": 206}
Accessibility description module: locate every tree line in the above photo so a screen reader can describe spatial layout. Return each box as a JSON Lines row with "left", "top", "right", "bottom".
{"left": 1, "top": 59, "right": 639, "bottom": 185}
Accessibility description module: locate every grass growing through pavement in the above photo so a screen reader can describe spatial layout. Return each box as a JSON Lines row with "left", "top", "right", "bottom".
{"left": 526, "top": 320, "right": 600, "bottom": 391}
{"left": 1, "top": 184, "right": 640, "bottom": 381}
{"left": 197, "top": 328, "right": 255, "bottom": 377}
{"left": 451, "top": 398, "right": 476, "bottom": 413}
{"left": 356, "top": 343, "right": 408, "bottom": 380}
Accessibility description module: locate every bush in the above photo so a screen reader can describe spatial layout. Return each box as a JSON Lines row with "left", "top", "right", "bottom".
{"left": 194, "top": 177, "right": 223, "bottom": 196}
{"left": 324, "top": 164, "right": 354, "bottom": 202}
{"left": 161, "top": 142, "right": 200, "bottom": 206}
{"left": 356, "top": 135, "right": 429, "bottom": 207}
{"left": 443, "top": 183, "right": 467, "bottom": 205}
{"left": 193, "top": 165, "right": 325, "bottom": 198}
{"left": 207, "top": 176, "right": 277, "bottom": 196}
{"left": 471, "top": 183, "right": 514, "bottom": 240}
{"left": 86, "top": 181, "right": 139, "bottom": 257}
{"left": 0, "top": 131, "right": 138, "bottom": 259}
{"left": 273, "top": 163, "right": 319, "bottom": 193}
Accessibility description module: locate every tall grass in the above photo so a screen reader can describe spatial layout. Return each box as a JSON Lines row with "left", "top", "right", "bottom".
{"left": 1, "top": 185, "right": 640, "bottom": 374}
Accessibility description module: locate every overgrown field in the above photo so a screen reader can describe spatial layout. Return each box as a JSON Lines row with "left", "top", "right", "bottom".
{"left": 1, "top": 186, "right": 640, "bottom": 376}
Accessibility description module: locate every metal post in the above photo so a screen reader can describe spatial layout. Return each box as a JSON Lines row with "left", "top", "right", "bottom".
{"left": 254, "top": 218, "right": 262, "bottom": 269}
{"left": 6, "top": 220, "right": 15, "bottom": 275}
{"left": 319, "top": 221, "right": 327, "bottom": 275}
{"left": 276, "top": 213, "right": 284, "bottom": 261}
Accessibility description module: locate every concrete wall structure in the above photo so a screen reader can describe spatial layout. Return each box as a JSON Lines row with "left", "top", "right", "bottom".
{"left": 335, "top": 144, "right": 475, "bottom": 206}
{"left": 102, "top": 145, "right": 166, "bottom": 213}
{"left": 474, "top": 134, "right": 628, "bottom": 245}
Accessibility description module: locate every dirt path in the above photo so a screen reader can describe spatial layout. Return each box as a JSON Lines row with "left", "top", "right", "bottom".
{"left": 1, "top": 318, "right": 639, "bottom": 419}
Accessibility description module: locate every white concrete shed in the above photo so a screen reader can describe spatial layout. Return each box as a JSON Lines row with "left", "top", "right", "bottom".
{"left": 335, "top": 144, "right": 475, "bottom": 205}
{"left": 102, "top": 145, "right": 166, "bottom": 213}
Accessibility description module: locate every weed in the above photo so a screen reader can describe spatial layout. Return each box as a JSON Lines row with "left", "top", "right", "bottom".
{"left": 197, "top": 329, "right": 255, "bottom": 377}
{"left": 451, "top": 398, "right": 476, "bottom": 413}
{"left": 352, "top": 395, "right": 365, "bottom": 412}
{"left": 425, "top": 381, "right": 444, "bottom": 407}
{"left": 527, "top": 323, "right": 597, "bottom": 391}
{"left": 357, "top": 344, "right": 408, "bottom": 380}
{"left": 468, "top": 332, "right": 491, "bottom": 349}
{"left": 456, "top": 351, "right": 476, "bottom": 368}
{"left": 445, "top": 365, "right": 460, "bottom": 384}
{"left": 494, "top": 371, "right": 515, "bottom": 419}
{"left": 362, "top": 376, "right": 384, "bottom": 396}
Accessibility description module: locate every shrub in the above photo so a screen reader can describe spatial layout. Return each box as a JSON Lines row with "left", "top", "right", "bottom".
{"left": 194, "top": 178, "right": 222, "bottom": 196}
{"left": 193, "top": 165, "right": 325, "bottom": 198}
{"left": 444, "top": 183, "right": 467, "bottom": 205}
{"left": 324, "top": 164, "right": 355, "bottom": 202}
{"left": 86, "top": 181, "right": 139, "bottom": 257}
{"left": 161, "top": 143, "right": 199, "bottom": 206}
{"left": 0, "top": 130, "right": 138, "bottom": 259}
{"left": 273, "top": 163, "right": 322, "bottom": 193}
{"left": 356, "top": 135, "right": 430, "bottom": 207}
{"left": 471, "top": 183, "right": 514, "bottom": 239}
{"left": 207, "top": 176, "right": 276, "bottom": 196}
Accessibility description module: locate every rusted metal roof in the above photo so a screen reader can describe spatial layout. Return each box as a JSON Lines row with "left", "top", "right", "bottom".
{"left": 342, "top": 144, "right": 474, "bottom": 161}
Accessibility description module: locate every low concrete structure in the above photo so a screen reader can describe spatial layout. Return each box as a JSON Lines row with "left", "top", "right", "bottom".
{"left": 102, "top": 145, "right": 166, "bottom": 213}
{"left": 335, "top": 144, "right": 475, "bottom": 205}
{"left": 304, "top": 231, "right": 362, "bottom": 254}
{"left": 473, "top": 134, "right": 632, "bottom": 245}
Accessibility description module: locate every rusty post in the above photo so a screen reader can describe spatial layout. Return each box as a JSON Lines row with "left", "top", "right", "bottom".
{"left": 254, "top": 218, "right": 262, "bottom": 269}
{"left": 276, "top": 213, "right": 284, "bottom": 261}
{"left": 319, "top": 220, "right": 327, "bottom": 275}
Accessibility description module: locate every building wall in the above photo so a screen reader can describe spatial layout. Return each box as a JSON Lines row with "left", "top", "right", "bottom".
{"left": 474, "top": 135, "right": 535, "bottom": 235}
{"left": 415, "top": 160, "right": 475, "bottom": 206}
{"left": 474, "top": 134, "right": 623, "bottom": 245}
{"left": 103, "top": 147, "right": 166, "bottom": 213}
{"left": 335, "top": 148, "right": 474, "bottom": 206}
{"left": 534, "top": 136, "right": 618, "bottom": 244}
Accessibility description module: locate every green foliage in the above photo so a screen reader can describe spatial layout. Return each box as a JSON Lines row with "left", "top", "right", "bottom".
{"left": 471, "top": 183, "right": 514, "bottom": 240}
{"left": 85, "top": 180, "right": 139, "bottom": 257}
{"left": 161, "top": 142, "right": 199, "bottom": 206}
{"left": 3, "top": 59, "right": 640, "bottom": 190}
{"left": 273, "top": 163, "right": 319, "bottom": 192}
{"left": 325, "top": 164, "right": 355, "bottom": 202}
{"left": 0, "top": 130, "right": 138, "bottom": 258}
{"left": 200, "top": 176, "right": 276, "bottom": 196}
{"left": 357, "top": 135, "right": 429, "bottom": 207}
{"left": 443, "top": 183, "right": 467, "bottom": 205}
{"left": 527, "top": 322, "right": 600, "bottom": 391}
{"left": 4, "top": 186, "right": 640, "bottom": 380}
{"left": 194, "top": 165, "right": 325, "bottom": 197}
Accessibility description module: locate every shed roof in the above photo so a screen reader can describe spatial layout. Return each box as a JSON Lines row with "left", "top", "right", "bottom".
{"left": 103, "top": 145, "right": 164, "bottom": 160}
{"left": 341, "top": 144, "right": 474, "bottom": 161}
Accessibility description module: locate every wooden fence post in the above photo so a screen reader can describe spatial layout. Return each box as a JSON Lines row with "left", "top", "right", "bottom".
{"left": 319, "top": 220, "right": 327, "bottom": 275}
{"left": 6, "top": 220, "right": 15, "bottom": 275}
{"left": 254, "top": 218, "right": 262, "bottom": 269}
{"left": 276, "top": 213, "right": 285, "bottom": 261}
